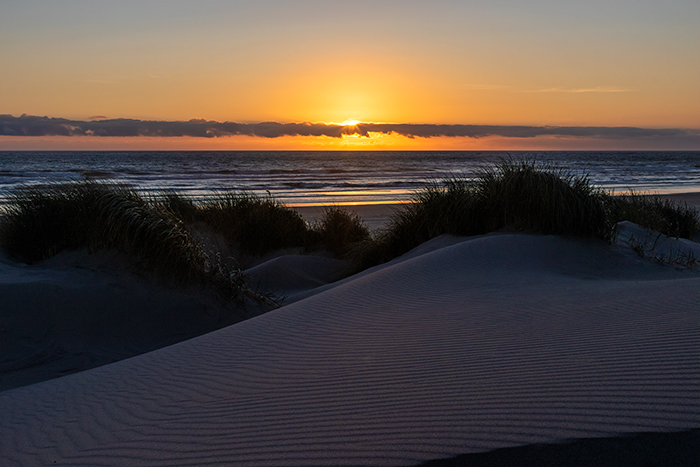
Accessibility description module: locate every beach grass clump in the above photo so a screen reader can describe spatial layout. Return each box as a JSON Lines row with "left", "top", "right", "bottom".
{"left": 0, "top": 182, "right": 205, "bottom": 276}
{"left": 315, "top": 206, "right": 371, "bottom": 257}
{"left": 609, "top": 193, "right": 699, "bottom": 240}
{"left": 369, "top": 180, "right": 478, "bottom": 261}
{"left": 471, "top": 159, "right": 612, "bottom": 238}
{"left": 186, "top": 191, "right": 310, "bottom": 256}
{"left": 161, "top": 192, "right": 371, "bottom": 259}
{"left": 159, "top": 190, "right": 200, "bottom": 222}
{"left": 0, "top": 182, "right": 272, "bottom": 304}
{"left": 364, "top": 159, "right": 613, "bottom": 263}
{"left": 0, "top": 182, "right": 141, "bottom": 262}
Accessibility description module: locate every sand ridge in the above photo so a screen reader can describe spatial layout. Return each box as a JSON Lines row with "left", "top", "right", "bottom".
{"left": 1, "top": 231, "right": 698, "bottom": 466}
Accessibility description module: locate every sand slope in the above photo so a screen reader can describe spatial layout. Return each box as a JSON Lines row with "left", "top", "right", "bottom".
{"left": 1, "top": 232, "right": 699, "bottom": 466}
{"left": 0, "top": 250, "right": 266, "bottom": 391}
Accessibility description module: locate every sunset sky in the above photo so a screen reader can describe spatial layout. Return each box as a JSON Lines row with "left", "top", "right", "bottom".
{"left": 1, "top": 0, "right": 699, "bottom": 150}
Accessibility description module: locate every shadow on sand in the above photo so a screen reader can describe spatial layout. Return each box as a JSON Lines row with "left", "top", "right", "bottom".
{"left": 418, "top": 430, "right": 700, "bottom": 467}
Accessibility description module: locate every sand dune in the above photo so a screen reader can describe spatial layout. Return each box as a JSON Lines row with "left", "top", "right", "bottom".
{"left": 0, "top": 250, "right": 269, "bottom": 391}
{"left": 1, "top": 229, "right": 698, "bottom": 466}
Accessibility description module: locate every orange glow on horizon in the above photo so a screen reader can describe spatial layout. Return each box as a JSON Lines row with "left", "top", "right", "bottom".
{"left": 2, "top": 132, "right": 697, "bottom": 151}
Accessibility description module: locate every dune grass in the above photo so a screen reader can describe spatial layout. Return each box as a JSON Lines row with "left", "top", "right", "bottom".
{"left": 358, "top": 159, "right": 614, "bottom": 265}
{"left": 608, "top": 192, "right": 699, "bottom": 240}
{"left": 161, "top": 191, "right": 310, "bottom": 256}
{"left": 1, "top": 160, "right": 697, "bottom": 295}
{"left": 0, "top": 182, "right": 182, "bottom": 264}
{"left": 315, "top": 206, "right": 371, "bottom": 257}
{"left": 0, "top": 182, "right": 275, "bottom": 305}
{"left": 0, "top": 184, "right": 371, "bottom": 304}
{"left": 350, "top": 159, "right": 698, "bottom": 267}
{"left": 158, "top": 191, "right": 370, "bottom": 258}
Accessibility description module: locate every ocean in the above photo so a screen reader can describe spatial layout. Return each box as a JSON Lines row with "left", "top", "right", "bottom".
{"left": 1, "top": 151, "right": 699, "bottom": 206}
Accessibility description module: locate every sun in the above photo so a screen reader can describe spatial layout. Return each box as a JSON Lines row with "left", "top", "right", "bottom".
{"left": 340, "top": 119, "right": 361, "bottom": 126}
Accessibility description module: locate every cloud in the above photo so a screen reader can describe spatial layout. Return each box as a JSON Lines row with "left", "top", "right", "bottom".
{"left": 0, "top": 114, "right": 697, "bottom": 141}
{"left": 352, "top": 123, "right": 699, "bottom": 140}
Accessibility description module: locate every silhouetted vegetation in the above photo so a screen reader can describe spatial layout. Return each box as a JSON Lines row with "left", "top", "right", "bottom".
{"left": 356, "top": 159, "right": 614, "bottom": 265}
{"left": 161, "top": 191, "right": 309, "bottom": 256}
{"left": 0, "top": 184, "right": 372, "bottom": 304}
{"left": 1, "top": 160, "right": 697, "bottom": 297}
{"left": 157, "top": 191, "right": 370, "bottom": 258}
{"left": 315, "top": 206, "right": 371, "bottom": 256}
{"left": 608, "top": 191, "right": 699, "bottom": 240}
{"left": 0, "top": 183, "right": 274, "bottom": 305}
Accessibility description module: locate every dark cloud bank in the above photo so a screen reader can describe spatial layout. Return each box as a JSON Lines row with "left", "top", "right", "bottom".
{"left": 2, "top": 114, "right": 698, "bottom": 141}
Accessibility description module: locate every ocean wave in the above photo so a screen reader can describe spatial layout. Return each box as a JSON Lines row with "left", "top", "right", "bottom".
{"left": 1, "top": 150, "right": 698, "bottom": 205}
